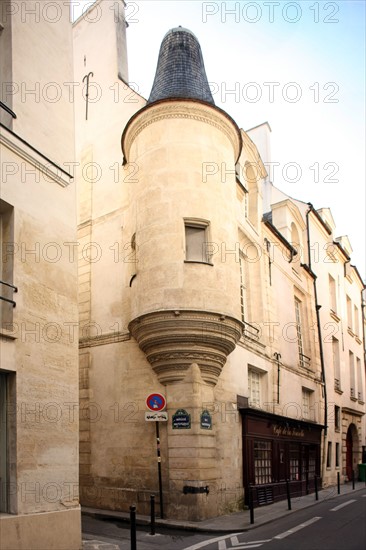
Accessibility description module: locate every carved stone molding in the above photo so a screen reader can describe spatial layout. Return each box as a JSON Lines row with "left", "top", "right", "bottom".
{"left": 128, "top": 310, "right": 243, "bottom": 385}
{"left": 122, "top": 100, "right": 241, "bottom": 163}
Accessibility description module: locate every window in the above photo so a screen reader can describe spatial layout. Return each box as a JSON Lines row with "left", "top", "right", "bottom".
{"left": 244, "top": 162, "right": 258, "bottom": 227}
{"left": 294, "top": 297, "right": 305, "bottom": 367}
{"left": 0, "top": 373, "right": 8, "bottom": 512}
{"left": 354, "top": 305, "right": 359, "bottom": 337}
{"left": 184, "top": 220, "right": 210, "bottom": 263}
{"left": 349, "top": 351, "right": 355, "bottom": 398}
{"left": 239, "top": 253, "right": 248, "bottom": 323}
{"left": 0, "top": 200, "right": 15, "bottom": 328}
{"left": 356, "top": 357, "right": 363, "bottom": 401}
{"left": 302, "top": 389, "right": 311, "bottom": 419}
{"left": 335, "top": 442, "right": 340, "bottom": 468}
{"left": 332, "top": 337, "right": 341, "bottom": 390}
{"left": 326, "top": 442, "right": 332, "bottom": 468}
{"left": 254, "top": 440, "right": 272, "bottom": 484}
{"left": 248, "top": 369, "right": 261, "bottom": 408}
{"left": 346, "top": 296, "right": 353, "bottom": 331}
{"left": 329, "top": 274, "right": 337, "bottom": 314}
{"left": 334, "top": 405, "right": 340, "bottom": 431}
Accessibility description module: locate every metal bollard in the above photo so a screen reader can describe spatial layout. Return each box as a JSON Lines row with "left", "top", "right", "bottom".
{"left": 337, "top": 471, "right": 340, "bottom": 494}
{"left": 150, "top": 495, "right": 156, "bottom": 536}
{"left": 130, "top": 505, "right": 137, "bottom": 550}
{"left": 352, "top": 470, "right": 355, "bottom": 490}
{"left": 249, "top": 485, "right": 254, "bottom": 524}
{"left": 286, "top": 479, "right": 292, "bottom": 511}
{"left": 314, "top": 475, "right": 318, "bottom": 501}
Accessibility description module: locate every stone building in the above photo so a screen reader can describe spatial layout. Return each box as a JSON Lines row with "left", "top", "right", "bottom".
{"left": 0, "top": 1, "right": 81, "bottom": 548}
{"left": 72, "top": 1, "right": 365, "bottom": 522}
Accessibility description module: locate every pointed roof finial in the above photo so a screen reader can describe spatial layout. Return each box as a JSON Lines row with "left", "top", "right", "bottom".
{"left": 147, "top": 27, "right": 215, "bottom": 105}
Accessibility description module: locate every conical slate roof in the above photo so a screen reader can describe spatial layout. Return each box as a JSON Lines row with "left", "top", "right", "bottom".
{"left": 147, "top": 27, "right": 215, "bottom": 105}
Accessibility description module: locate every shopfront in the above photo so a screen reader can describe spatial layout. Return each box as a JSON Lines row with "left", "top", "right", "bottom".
{"left": 239, "top": 405, "right": 323, "bottom": 507}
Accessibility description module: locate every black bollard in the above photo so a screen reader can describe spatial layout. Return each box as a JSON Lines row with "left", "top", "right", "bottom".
{"left": 286, "top": 479, "right": 292, "bottom": 511}
{"left": 150, "top": 495, "right": 156, "bottom": 536}
{"left": 314, "top": 475, "right": 318, "bottom": 501}
{"left": 352, "top": 470, "right": 355, "bottom": 490}
{"left": 249, "top": 485, "right": 254, "bottom": 524}
{"left": 130, "top": 505, "right": 137, "bottom": 550}
{"left": 337, "top": 471, "right": 340, "bottom": 494}
{"left": 306, "top": 470, "right": 309, "bottom": 495}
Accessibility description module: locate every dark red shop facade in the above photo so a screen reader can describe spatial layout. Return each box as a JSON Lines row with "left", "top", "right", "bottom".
{"left": 238, "top": 400, "right": 324, "bottom": 507}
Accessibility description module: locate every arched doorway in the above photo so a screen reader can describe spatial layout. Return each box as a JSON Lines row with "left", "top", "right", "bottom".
{"left": 346, "top": 424, "right": 359, "bottom": 480}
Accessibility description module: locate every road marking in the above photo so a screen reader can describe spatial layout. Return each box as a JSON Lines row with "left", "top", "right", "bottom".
{"left": 218, "top": 540, "right": 268, "bottom": 550}
{"left": 362, "top": 494, "right": 366, "bottom": 498}
{"left": 182, "top": 533, "right": 242, "bottom": 550}
{"left": 330, "top": 499, "right": 356, "bottom": 511}
{"left": 274, "top": 516, "right": 322, "bottom": 540}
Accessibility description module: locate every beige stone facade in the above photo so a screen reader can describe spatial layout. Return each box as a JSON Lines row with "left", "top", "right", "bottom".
{"left": 71, "top": 2, "right": 365, "bottom": 522}
{"left": 0, "top": 1, "right": 81, "bottom": 548}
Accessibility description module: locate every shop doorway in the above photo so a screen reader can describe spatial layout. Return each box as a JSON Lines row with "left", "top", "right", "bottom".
{"left": 346, "top": 424, "right": 358, "bottom": 481}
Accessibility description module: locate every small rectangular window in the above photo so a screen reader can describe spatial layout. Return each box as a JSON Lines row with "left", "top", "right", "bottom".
{"left": 184, "top": 220, "right": 210, "bottom": 263}
{"left": 326, "top": 442, "right": 332, "bottom": 468}
{"left": 335, "top": 405, "right": 340, "bottom": 430}
{"left": 329, "top": 274, "right": 337, "bottom": 314}
{"left": 346, "top": 296, "right": 353, "bottom": 331}
{"left": 302, "top": 389, "right": 311, "bottom": 419}
{"left": 0, "top": 373, "right": 8, "bottom": 512}
{"left": 335, "top": 442, "right": 340, "bottom": 468}
{"left": 248, "top": 369, "right": 261, "bottom": 408}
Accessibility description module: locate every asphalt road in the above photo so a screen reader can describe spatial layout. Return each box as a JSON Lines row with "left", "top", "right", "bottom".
{"left": 82, "top": 488, "right": 366, "bottom": 550}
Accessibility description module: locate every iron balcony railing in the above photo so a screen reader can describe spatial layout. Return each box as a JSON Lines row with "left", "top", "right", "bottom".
{"left": 0, "top": 101, "right": 17, "bottom": 119}
{"left": 0, "top": 280, "right": 18, "bottom": 307}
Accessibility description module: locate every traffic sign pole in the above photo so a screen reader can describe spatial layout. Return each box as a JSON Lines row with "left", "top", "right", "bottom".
{"left": 156, "top": 421, "right": 164, "bottom": 519}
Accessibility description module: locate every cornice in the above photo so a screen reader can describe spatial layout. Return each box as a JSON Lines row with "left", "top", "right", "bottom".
{"left": 128, "top": 309, "right": 243, "bottom": 386}
{"left": 122, "top": 100, "right": 241, "bottom": 164}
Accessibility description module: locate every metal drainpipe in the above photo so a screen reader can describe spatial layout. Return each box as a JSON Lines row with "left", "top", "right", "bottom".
{"left": 306, "top": 204, "right": 328, "bottom": 481}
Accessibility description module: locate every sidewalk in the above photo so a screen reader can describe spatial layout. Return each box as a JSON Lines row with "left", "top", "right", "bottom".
{"left": 82, "top": 480, "right": 366, "bottom": 536}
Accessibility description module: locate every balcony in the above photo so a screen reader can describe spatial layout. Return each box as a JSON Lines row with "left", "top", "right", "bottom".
{"left": 0, "top": 280, "right": 17, "bottom": 308}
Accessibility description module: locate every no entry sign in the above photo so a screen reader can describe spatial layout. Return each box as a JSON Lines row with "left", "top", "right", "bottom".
{"left": 146, "top": 393, "right": 166, "bottom": 412}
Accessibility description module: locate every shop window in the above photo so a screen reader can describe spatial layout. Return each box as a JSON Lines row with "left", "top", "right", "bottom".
{"left": 332, "top": 337, "right": 341, "bottom": 391}
{"left": 184, "top": 219, "right": 211, "bottom": 263}
{"left": 334, "top": 405, "right": 340, "bottom": 431}
{"left": 326, "top": 442, "right": 332, "bottom": 468}
{"left": 254, "top": 440, "right": 272, "bottom": 485}
{"left": 335, "top": 442, "right": 340, "bottom": 468}
{"left": 290, "top": 444, "right": 300, "bottom": 481}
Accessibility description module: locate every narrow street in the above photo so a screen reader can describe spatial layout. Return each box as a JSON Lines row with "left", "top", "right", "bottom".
{"left": 82, "top": 488, "right": 366, "bottom": 550}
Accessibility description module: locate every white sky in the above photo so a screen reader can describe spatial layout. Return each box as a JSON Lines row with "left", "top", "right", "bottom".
{"left": 72, "top": 0, "right": 365, "bottom": 279}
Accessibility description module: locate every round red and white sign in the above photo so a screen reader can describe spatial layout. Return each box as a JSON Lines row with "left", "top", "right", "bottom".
{"left": 146, "top": 393, "right": 166, "bottom": 412}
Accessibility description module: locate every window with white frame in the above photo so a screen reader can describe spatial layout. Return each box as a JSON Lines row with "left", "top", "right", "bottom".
{"left": 346, "top": 296, "right": 353, "bottom": 331}
{"left": 329, "top": 274, "right": 337, "bottom": 314}
{"left": 294, "top": 297, "right": 305, "bottom": 367}
{"left": 332, "top": 337, "right": 341, "bottom": 390}
{"left": 356, "top": 357, "right": 363, "bottom": 401}
{"left": 248, "top": 369, "right": 262, "bottom": 408}
{"left": 239, "top": 253, "right": 248, "bottom": 323}
{"left": 349, "top": 351, "right": 355, "bottom": 398}
{"left": 302, "top": 389, "right": 312, "bottom": 419}
{"left": 184, "top": 219, "right": 210, "bottom": 263}
{"left": 354, "top": 305, "right": 359, "bottom": 337}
